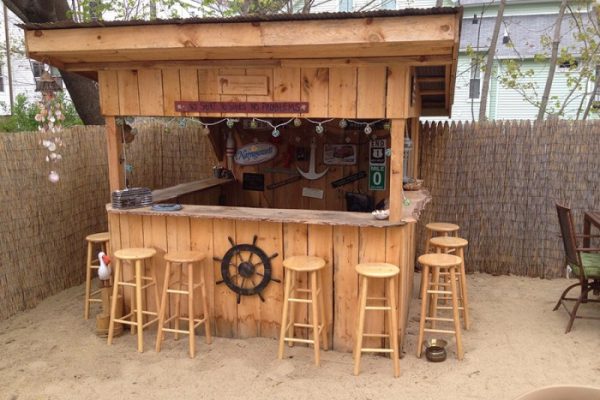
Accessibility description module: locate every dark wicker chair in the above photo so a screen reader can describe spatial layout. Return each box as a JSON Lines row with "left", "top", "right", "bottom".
{"left": 554, "top": 204, "right": 600, "bottom": 333}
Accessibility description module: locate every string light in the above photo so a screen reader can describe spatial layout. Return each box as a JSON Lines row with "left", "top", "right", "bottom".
{"left": 125, "top": 116, "right": 386, "bottom": 137}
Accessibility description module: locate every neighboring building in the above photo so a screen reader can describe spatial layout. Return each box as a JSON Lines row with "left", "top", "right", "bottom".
{"left": 312, "top": 0, "right": 597, "bottom": 120}
{"left": 0, "top": 6, "right": 64, "bottom": 116}
{"left": 454, "top": 0, "right": 595, "bottom": 120}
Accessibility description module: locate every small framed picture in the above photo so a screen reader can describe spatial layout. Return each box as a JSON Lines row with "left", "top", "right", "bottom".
{"left": 323, "top": 144, "right": 357, "bottom": 165}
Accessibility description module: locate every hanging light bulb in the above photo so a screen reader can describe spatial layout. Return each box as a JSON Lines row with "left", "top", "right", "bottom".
{"left": 272, "top": 128, "right": 280, "bottom": 138}
{"left": 345, "top": 136, "right": 351, "bottom": 143}
{"left": 364, "top": 124, "right": 373, "bottom": 135}
{"left": 383, "top": 121, "right": 391, "bottom": 131}
{"left": 339, "top": 119, "right": 348, "bottom": 129}
{"left": 293, "top": 118, "right": 302, "bottom": 127}
{"left": 315, "top": 124, "right": 324, "bottom": 135}
{"left": 178, "top": 118, "right": 187, "bottom": 128}
{"left": 250, "top": 118, "right": 258, "bottom": 129}
{"left": 201, "top": 124, "right": 210, "bottom": 136}
{"left": 226, "top": 118, "right": 235, "bottom": 128}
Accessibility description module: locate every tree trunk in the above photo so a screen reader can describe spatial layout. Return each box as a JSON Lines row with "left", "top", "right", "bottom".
{"left": 582, "top": 72, "right": 600, "bottom": 120}
{"left": 2, "top": 0, "right": 103, "bottom": 125}
{"left": 537, "top": 0, "right": 568, "bottom": 121}
{"left": 478, "top": 0, "right": 505, "bottom": 121}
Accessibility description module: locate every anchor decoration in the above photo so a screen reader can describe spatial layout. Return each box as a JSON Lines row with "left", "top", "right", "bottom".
{"left": 214, "top": 235, "right": 280, "bottom": 304}
{"left": 297, "top": 137, "right": 328, "bottom": 180}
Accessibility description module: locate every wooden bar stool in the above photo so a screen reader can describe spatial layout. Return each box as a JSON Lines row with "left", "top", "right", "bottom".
{"left": 429, "top": 236, "right": 470, "bottom": 330}
{"left": 420, "top": 222, "right": 460, "bottom": 298}
{"left": 278, "top": 255, "right": 328, "bottom": 366}
{"left": 107, "top": 247, "right": 160, "bottom": 353}
{"left": 84, "top": 232, "right": 110, "bottom": 320}
{"left": 156, "top": 250, "right": 212, "bottom": 358}
{"left": 353, "top": 263, "right": 400, "bottom": 378}
{"left": 423, "top": 222, "right": 460, "bottom": 254}
{"left": 417, "top": 253, "right": 464, "bottom": 360}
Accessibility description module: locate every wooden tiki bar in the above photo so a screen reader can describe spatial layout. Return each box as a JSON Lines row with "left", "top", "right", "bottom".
{"left": 23, "top": 8, "right": 461, "bottom": 351}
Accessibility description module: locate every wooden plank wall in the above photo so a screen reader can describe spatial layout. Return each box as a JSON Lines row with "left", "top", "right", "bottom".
{"left": 108, "top": 212, "right": 416, "bottom": 351}
{"left": 98, "top": 65, "right": 410, "bottom": 119}
{"left": 225, "top": 125, "right": 390, "bottom": 211}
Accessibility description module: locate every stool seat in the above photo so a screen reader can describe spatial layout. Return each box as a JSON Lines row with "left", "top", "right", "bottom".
{"left": 355, "top": 263, "right": 400, "bottom": 278}
{"left": 430, "top": 236, "right": 468, "bottom": 249}
{"left": 425, "top": 222, "right": 460, "bottom": 233}
{"left": 164, "top": 250, "right": 205, "bottom": 263}
{"left": 115, "top": 247, "right": 156, "bottom": 260}
{"left": 86, "top": 232, "right": 110, "bottom": 243}
{"left": 283, "top": 255, "right": 326, "bottom": 272}
{"left": 418, "top": 253, "right": 462, "bottom": 268}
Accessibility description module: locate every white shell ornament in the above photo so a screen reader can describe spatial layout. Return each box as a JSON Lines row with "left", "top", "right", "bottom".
{"left": 364, "top": 125, "right": 373, "bottom": 135}
{"left": 315, "top": 124, "right": 324, "bottom": 135}
{"left": 48, "top": 170, "right": 60, "bottom": 183}
{"left": 293, "top": 118, "right": 302, "bottom": 127}
{"left": 272, "top": 128, "right": 280, "bottom": 138}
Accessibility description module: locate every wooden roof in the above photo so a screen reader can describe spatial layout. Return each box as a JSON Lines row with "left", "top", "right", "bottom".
{"left": 22, "top": 8, "right": 462, "bottom": 116}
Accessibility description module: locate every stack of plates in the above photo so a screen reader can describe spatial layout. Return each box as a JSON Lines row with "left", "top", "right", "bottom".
{"left": 111, "top": 187, "right": 153, "bottom": 209}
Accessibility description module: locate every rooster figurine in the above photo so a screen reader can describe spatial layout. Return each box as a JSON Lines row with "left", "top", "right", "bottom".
{"left": 97, "top": 252, "right": 112, "bottom": 282}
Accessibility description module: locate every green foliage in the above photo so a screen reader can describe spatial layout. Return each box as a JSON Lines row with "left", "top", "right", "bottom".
{"left": 0, "top": 93, "right": 82, "bottom": 133}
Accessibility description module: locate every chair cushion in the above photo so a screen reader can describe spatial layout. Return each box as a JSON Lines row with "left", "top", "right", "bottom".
{"left": 578, "top": 253, "right": 600, "bottom": 279}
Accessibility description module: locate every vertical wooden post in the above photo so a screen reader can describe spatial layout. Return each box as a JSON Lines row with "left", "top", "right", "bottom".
{"left": 411, "top": 118, "right": 420, "bottom": 179}
{"left": 106, "top": 116, "right": 124, "bottom": 191}
{"left": 389, "top": 119, "right": 405, "bottom": 223}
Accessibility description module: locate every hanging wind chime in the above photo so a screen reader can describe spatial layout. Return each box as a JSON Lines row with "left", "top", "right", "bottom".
{"left": 35, "top": 67, "right": 65, "bottom": 183}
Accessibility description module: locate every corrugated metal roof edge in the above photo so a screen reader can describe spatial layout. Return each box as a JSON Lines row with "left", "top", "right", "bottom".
{"left": 19, "top": 7, "right": 462, "bottom": 30}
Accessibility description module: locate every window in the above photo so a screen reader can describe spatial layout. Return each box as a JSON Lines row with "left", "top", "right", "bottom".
{"left": 593, "top": 65, "right": 600, "bottom": 110}
{"left": 31, "top": 61, "right": 44, "bottom": 78}
{"left": 338, "top": 0, "right": 352, "bottom": 12}
{"left": 31, "top": 61, "right": 63, "bottom": 90}
{"left": 380, "top": 0, "right": 396, "bottom": 10}
{"left": 558, "top": 59, "right": 579, "bottom": 72}
{"left": 0, "top": 64, "right": 4, "bottom": 93}
{"left": 469, "top": 57, "right": 481, "bottom": 99}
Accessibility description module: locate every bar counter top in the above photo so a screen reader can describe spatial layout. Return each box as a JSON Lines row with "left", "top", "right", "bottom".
{"left": 107, "top": 204, "right": 407, "bottom": 228}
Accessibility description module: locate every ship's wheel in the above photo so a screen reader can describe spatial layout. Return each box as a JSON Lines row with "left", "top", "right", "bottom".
{"left": 214, "top": 235, "right": 280, "bottom": 303}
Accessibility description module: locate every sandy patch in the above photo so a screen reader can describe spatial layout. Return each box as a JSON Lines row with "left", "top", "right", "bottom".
{"left": 1, "top": 274, "right": 599, "bottom": 400}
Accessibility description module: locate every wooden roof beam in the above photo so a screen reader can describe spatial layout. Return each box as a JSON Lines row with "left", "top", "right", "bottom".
{"left": 25, "top": 14, "right": 458, "bottom": 63}
{"left": 60, "top": 55, "right": 455, "bottom": 72}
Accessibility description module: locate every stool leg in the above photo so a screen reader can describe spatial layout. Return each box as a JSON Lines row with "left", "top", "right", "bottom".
{"left": 457, "top": 247, "right": 470, "bottom": 330}
{"left": 156, "top": 261, "right": 171, "bottom": 353}
{"left": 278, "top": 267, "right": 293, "bottom": 360}
{"left": 287, "top": 270, "right": 296, "bottom": 348}
{"left": 130, "top": 266, "right": 136, "bottom": 336}
{"left": 416, "top": 265, "right": 430, "bottom": 358}
{"left": 107, "top": 258, "right": 122, "bottom": 345}
{"left": 174, "top": 263, "right": 182, "bottom": 341}
{"left": 419, "top": 230, "right": 433, "bottom": 299}
{"left": 310, "top": 271, "right": 321, "bottom": 366}
{"left": 84, "top": 241, "right": 94, "bottom": 320}
{"left": 430, "top": 263, "right": 440, "bottom": 329}
{"left": 387, "top": 277, "right": 400, "bottom": 378}
{"left": 318, "top": 269, "right": 329, "bottom": 351}
{"left": 353, "top": 275, "right": 368, "bottom": 376}
{"left": 200, "top": 267, "right": 212, "bottom": 345}
{"left": 450, "top": 267, "right": 464, "bottom": 360}
{"left": 135, "top": 259, "right": 144, "bottom": 353}
{"left": 187, "top": 262, "right": 196, "bottom": 358}
{"left": 152, "top": 261, "right": 161, "bottom": 316}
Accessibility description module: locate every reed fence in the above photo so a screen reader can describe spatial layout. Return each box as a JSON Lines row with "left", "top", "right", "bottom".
{"left": 0, "top": 123, "right": 216, "bottom": 321}
{"left": 418, "top": 119, "right": 600, "bottom": 278}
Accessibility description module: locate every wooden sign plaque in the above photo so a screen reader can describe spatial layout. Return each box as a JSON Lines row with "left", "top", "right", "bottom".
{"left": 175, "top": 101, "right": 309, "bottom": 114}
{"left": 218, "top": 75, "right": 269, "bottom": 96}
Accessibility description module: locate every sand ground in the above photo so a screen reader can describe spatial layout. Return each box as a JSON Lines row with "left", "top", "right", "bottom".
{"left": 1, "top": 273, "right": 600, "bottom": 400}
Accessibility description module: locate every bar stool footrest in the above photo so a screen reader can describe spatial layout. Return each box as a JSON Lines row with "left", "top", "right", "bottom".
{"left": 424, "top": 328, "right": 456, "bottom": 334}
